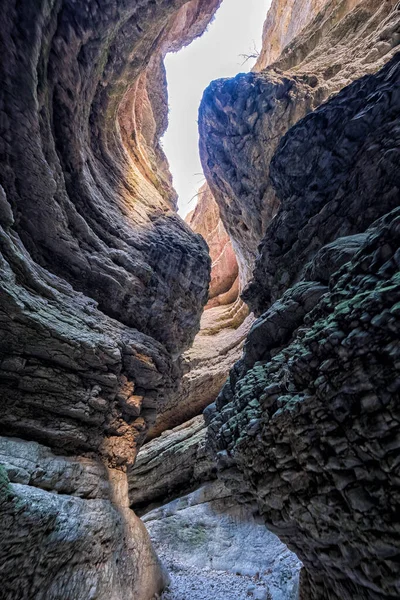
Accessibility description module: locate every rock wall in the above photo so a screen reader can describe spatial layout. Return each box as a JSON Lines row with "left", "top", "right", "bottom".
{"left": 0, "top": 0, "right": 221, "bottom": 597}
{"left": 130, "top": 416, "right": 215, "bottom": 510}
{"left": 149, "top": 186, "right": 250, "bottom": 438}
{"left": 205, "top": 51, "right": 400, "bottom": 600}
{"left": 143, "top": 480, "right": 302, "bottom": 599}
{"left": 130, "top": 421, "right": 302, "bottom": 599}
{"left": 199, "top": 0, "right": 400, "bottom": 283}
{"left": 254, "top": 0, "right": 330, "bottom": 70}
{"left": 0, "top": 437, "right": 169, "bottom": 600}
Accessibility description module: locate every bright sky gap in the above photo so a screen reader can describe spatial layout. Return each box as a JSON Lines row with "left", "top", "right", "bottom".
{"left": 162, "top": 0, "right": 271, "bottom": 218}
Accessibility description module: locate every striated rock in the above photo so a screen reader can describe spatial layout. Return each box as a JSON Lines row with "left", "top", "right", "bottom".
{"left": 255, "top": 0, "right": 330, "bottom": 70}
{"left": 149, "top": 306, "right": 254, "bottom": 437}
{"left": 0, "top": 0, "right": 220, "bottom": 597}
{"left": 187, "top": 183, "right": 239, "bottom": 307}
{"left": 199, "top": 0, "right": 400, "bottom": 284}
{"left": 129, "top": 416, "right": 215, "bottom": 511}
{"left": 206, "top": 55, "right": 400, "bottom": 600}
{"left": 147, "top": 184, "right": 247, "bottom": 441}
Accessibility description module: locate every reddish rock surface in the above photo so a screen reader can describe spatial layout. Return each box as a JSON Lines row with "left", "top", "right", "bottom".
{"left": 186, "top": 183, "right": 239, "bottom": 306}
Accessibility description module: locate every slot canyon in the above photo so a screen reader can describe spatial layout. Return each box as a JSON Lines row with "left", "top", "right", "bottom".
{"left": 1, "top": 0, "right": 400, "bottom": 598}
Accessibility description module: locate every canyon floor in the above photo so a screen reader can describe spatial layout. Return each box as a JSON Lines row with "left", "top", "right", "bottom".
{"left": 158, "top": 554, "right": 298, "bottom": 600}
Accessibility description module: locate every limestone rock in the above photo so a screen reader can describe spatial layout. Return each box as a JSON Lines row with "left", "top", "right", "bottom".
{"left": 245, "top": 52, "right": 400, "bottom": 313}
{"left": 149, "top": 307, "right": 254, "bottom": 437}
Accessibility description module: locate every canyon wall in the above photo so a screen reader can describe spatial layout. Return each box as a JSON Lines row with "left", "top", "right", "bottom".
{"left": 0, "top": 0, "right": 221, "bottom": 598}
{"left": 255, "top": 0, "right": 330, "bottom": 70}
{"left": 200, "top": 0, "right": 400, "bottom": 284}
{"left": 202, "top": 0, "right": 400, "bottom": 598}
{"left": 187, "top": 183, "right": 239, "bottom": 308}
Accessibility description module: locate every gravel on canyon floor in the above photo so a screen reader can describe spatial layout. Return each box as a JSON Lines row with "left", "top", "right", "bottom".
{"left": 158, "top": 561, "right": 271, "bottom": 600}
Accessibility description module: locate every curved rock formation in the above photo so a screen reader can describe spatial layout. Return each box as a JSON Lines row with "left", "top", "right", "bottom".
{"left": 206, "top": 53, "right": 400, "bottom": 600}
{"left": 143, "top": 480, "right": 302, "bottom": 598}
{"left": 0, "top": 0, "right": 221, "bottom": 597}
{"left": 130, "top": 416, "right": 215, "bottom": 510}
{"left": 187, "top": 183, "right": 239, "bottom": 308}
{"left": 149, "top": 186, "right": 250, "bottom": 438}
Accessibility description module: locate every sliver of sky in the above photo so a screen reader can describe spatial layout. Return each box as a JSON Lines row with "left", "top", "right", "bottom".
{"left": 162, "top": 0, "right": 271, "bottom": 218}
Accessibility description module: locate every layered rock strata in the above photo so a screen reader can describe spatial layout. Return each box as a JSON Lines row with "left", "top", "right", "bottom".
{"left": 148, "top": 301, "right": 253, "bottom": 438}
{"left": 130, "top": 423, "right": 301, "bottom": 599}
{"left": 0, "top": 437, "right": 168, "bottom": 599}
{"left": 130, "top": 416, "right": 215, "bottom": 511}
{"left": 0, "top": 0, "right": 221, "bottom": 597}
{"left": 206, "top": 54, "right": 400, "bottom": 600}
{"left": 255, "top": 0, "right": 329, "bottom": 70}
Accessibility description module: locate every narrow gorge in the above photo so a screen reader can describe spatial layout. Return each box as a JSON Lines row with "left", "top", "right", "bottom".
{"left": 1, "top": 1, "right": 400, "bottom": 599}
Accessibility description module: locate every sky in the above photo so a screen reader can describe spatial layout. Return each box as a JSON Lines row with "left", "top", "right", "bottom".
{"left": 162, "top": 0, "right": 271, "bottom": 218}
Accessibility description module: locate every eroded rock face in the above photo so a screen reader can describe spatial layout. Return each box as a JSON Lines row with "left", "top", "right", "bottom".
{"left": 0, "top": 0, "right": 220, "bottom": 597}
{"left": 129, "top": 416, "right": 215, "bottom": 511}
{"left": 199, "top": 0, "right": 400, "bottom": 283}
{"left": 245, "top": 48, "right": 400, "bottom": 314}
{"left": 254, "top": 0, "right": 330, "bottom": 70}
{"left": 0, "top": 438, "right": 169, "bottom": 600}
{"left": 143, "top": 480, "right": 302, "bottom": 596}
{"left": 147, "top": 184, "right": 247, "bottom": 440}
{"left": 148, "top": 304, "right": 254, "bottom": 437}
{"left": 206, "top": 55, "right": 400, "bottom": 600}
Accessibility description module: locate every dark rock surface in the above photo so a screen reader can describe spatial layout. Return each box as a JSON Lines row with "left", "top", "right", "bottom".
{"left": 206, "top": 55, "right": 400, "bottom": 600}
{"left": 0, "top": 0, "right": 220, "bottom": 597}
{"left": 245, "top": 53, "right": 400, "bottom": 314}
